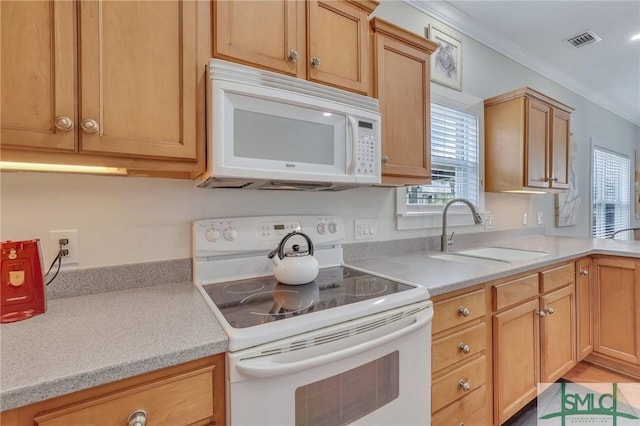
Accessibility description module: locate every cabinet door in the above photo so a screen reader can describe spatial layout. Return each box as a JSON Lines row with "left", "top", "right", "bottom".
{"left": 550, "top": 108, "right": 570, "bottom": 189}
{"left": 593, "top": 257, "right": 640, "bottom": 364}
{"left": 493, "top": 299, "right": 539, "bottom": 425}
{"left": 576, "top": 258, "right": 593, "bottom": 360}
{"left": 79, "top": 1, "right": 199, "bottom": 160}
{"left": 525, "top": 98, "right": 550, "bottom": 188}
{"left": 307, "top": 0, "right": 370, "bottom": 95}
{"left": 540, "top": 284, "right": 576, "bottom": 383}
{"left": 214, "top": 0, "right": 305, "bottom": 78}
{"left": 1, "top": 1, "right": 76, "bottom": 151}
{"left": 372, "top": 26, "right": 432, "bottom": 184}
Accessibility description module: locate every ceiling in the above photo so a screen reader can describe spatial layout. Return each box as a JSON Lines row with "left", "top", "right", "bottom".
{"left": 409, "top": 1, "right": 640, "bottom": 127}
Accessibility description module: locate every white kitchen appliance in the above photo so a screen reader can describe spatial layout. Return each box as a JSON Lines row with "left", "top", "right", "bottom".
{"left": 195, "top": 59, "right": 381, "bottom": 191}
{"left": 193, "top": 216, "right": 433, "bottom": 426}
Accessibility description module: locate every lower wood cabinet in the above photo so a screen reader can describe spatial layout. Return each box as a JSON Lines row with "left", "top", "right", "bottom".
{"left": 590, "top": 256, "right": 640, "bottom": 377}
{"left": 491, "top": 262, "right": 576, "bottom": 425}
{"left": 0, "top": 355, "right": 225, "bottom": 426}
{"left": 576, "top": 257, "right": 594, "bottom": 360}
{"left": 431, "top": 285, "right": 491, "bottom": 426}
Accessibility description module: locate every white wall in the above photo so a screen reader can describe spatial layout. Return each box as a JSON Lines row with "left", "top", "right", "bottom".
{"left": 2, "top": 0, "right": 638, "bottom": 269}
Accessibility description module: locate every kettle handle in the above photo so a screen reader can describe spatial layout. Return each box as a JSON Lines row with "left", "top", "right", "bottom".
{"left": 267, "top": 231, "right": 314, "bottom": 260}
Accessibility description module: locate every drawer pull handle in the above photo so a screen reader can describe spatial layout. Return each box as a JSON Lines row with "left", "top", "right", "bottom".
{"left": 458, "top": 379, "right": 471, "bottom": 392}
{"left": 458, "top": 307, "right": 470, "bottom": 317}
{"left": 459, "top": 343, "right": 471, "bottom": 354}
{"left": 127, "top": 409, "right": 147, "bottom": 426}
{"left": 544, "top": 307, "right": 555, "bottom": 315}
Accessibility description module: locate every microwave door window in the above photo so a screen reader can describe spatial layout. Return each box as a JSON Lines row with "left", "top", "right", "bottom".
{"left": 223, "top": 92, "right": 347, "bottom": 175}
{"left": 234, "top": 110, "right": 336, "bottom": 165}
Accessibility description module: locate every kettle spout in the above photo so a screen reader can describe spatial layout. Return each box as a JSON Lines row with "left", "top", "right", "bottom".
{"left": 267, "top": 246, "right": 281, "bottom": 266}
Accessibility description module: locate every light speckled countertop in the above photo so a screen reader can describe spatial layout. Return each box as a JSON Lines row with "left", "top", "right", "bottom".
{"left": 2, "top": 235, "right": 640, "bottom": 412}
{"left": 345, "top": 235, "right": 640, "bottom": 297}
{"left": 0, "top": 282, "right": 227, "bottom": 411}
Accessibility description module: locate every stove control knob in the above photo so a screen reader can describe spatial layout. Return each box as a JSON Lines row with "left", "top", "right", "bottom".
{"left": 316, "top": 223, "right": 326, "bottom": 234}
{"left": 205, "top": 228, "right": 221, "bottom": 242}
{"left": 328, "top": 222, "right": 337, "bottom": 234}
{"left": 223, "top": 227, "right": 238, "bottom": 241}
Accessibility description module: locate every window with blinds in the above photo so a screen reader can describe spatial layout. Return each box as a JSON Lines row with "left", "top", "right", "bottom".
{"left": 405, "top": 103, "right": 479, "bottom": 209}
{"left": 592, "top": 147, "right": 630, "bottom": 239}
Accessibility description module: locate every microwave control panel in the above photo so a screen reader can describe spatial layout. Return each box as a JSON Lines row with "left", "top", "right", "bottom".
{"left": 355, "top": 121, "right": 378, "bottom": 176}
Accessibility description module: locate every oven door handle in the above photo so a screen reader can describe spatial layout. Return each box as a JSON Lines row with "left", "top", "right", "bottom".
{"left": 235, "top": 310, "right": 432, "bottom": 379}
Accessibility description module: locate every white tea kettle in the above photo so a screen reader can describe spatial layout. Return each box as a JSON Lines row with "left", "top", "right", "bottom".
{"left": 267, "top": 231, "right": 319, "bottom": 285}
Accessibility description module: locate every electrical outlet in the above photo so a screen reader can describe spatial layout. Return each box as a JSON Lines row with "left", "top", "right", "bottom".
{"left": 49, "top": 230, "right": 79, "bottom": 264}
{"left": 484, "top": 214, "right": 495, "bottom": 230}
{"left": 355, "top": 219, "right": 377, "bottom": 240}
{"left": 537, "top": 212, "right": 544, "bottom": 225}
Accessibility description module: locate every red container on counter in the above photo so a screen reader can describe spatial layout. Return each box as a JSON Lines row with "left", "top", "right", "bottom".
{"left": 1, "top": 239, "right": 46, "bottom": 323}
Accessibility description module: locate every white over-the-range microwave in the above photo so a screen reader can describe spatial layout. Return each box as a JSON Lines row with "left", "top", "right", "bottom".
{"left": 195, "top": 59, "right": 381, "bottom": 191}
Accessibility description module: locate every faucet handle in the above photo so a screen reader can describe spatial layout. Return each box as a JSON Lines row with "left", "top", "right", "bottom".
{"left": 448, "top": 232, "right": 455, "bottom": 245}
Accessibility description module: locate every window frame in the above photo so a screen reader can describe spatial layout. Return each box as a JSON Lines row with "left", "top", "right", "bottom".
{"left": 591, "top": 145, "right": 631, "bottom": 239}
{"left": 396, "top": 90, "right": 484, "bottom": 230}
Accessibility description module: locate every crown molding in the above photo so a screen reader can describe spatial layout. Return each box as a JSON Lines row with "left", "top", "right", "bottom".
{"left": 407, "top": 0, "right": 639, "bottom": 126}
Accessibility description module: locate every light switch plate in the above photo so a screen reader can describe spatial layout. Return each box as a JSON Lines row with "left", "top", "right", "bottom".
{"left": 355, "top": 219, "right": 377, "bottom": 240}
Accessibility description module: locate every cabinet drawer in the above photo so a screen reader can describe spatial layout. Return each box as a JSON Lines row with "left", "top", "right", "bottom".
{"left": 493, "top": 274, "right": 538, "bottom": 311}
{"left": 34, "top": 366, "right": 215, "bottom": 426}
{"left": 432, "top": 355, "right": 487, "bottom": 413}
{"left": 541, "top": 263, "right": 574, "bottom": 293}
{"left": 432, "top": 385, "right": 488, "bottom": 426}
{"left": 433, "top": 289, "right": 486, "bottom": 334}
{"left": 433, "top": 322, "right": 487, "bottom": 373}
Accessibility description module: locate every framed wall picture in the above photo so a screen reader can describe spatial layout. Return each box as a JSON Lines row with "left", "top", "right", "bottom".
{"left": 428, "top": 25, "right": 462, "bottom": 91}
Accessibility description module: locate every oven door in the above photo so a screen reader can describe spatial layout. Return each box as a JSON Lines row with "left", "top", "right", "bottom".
{"left": 227, "top": 300, "right": 433, "bottom": 426}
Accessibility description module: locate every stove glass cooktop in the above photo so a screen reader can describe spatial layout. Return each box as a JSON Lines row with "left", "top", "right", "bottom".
{"left": 201, "top": 266, "right": 414, "bottom": 328}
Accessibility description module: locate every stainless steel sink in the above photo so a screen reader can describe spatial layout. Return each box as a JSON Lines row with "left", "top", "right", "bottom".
{"left": 456, "top": 247, "right": 551, "bottom": 262}
{"left": 429, "top": 253, "right": 510, "bottom": 266}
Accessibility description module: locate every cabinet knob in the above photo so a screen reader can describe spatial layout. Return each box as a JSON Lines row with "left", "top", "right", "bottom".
{"left": 127, "top": 409, "right": 147, "bottom": 426}
{"left": 538, "top": 310, "right": 546, "bottom": 318}
{"left": 458, "top": 307, "right": 470, "bottom": 317}
{"left": 381, "top": 155, "right": 389, "bottom": 164}
{"left": 54, "top": 116, "right": 74, "bottom": 132}
{"left": 544, "top": 307, "right": 555, "bottom": 315}
{"left": 311, "top": 56, "right": 321, "bottom": 68}
{"left": 580, "top": 270, "right": 589, "bottom": 276}
{"left": 458, "top": 343, "right": 471, "bottom": 354}
{"left": 458, "top": 379, "right": 471, "bottom": 392}
{"left": 287, "top": 49, "right": 299, "bottom": 63}
{"left": 80, "top": 119, "right": 99, "bottom": 134}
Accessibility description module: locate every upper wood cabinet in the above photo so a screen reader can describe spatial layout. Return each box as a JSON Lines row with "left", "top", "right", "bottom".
{"left": 370, "top": 18, "right": 438, "bottom": 185}
{"left": 1, "top": 1, "right": 76, "bottom": 152}
{"left": 214, "top": 0, "right": 377, "bottom": 95}
{"left": 484, "top": 87, "right": 573, "bottom": 192}
{"left": 1, "top": 0, "right": 209, "bottom": 177}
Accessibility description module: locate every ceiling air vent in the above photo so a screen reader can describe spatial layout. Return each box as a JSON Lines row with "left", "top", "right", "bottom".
{"left": 565, "top": 29, "right": 602, "bottom": 48}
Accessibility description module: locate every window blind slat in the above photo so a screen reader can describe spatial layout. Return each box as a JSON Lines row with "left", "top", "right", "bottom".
{"left": 592, "top": 147, "right": 630, "bottom": 239}
{"left": 407, "top": 103, "right": 479, "bottom": 206}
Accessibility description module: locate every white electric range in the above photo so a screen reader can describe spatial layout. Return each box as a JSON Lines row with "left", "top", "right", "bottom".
{"left": 193, "top": 215, "right": 433, "bottom": 426}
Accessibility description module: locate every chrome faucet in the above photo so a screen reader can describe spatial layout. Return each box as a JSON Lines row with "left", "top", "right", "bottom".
{"left": 441, "top": 198, "right": 483, "bottom": 252}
